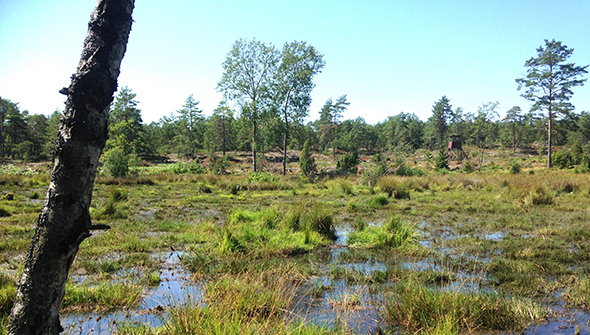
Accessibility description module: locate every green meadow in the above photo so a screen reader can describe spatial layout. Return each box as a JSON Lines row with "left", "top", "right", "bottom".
{"left": 1, "top": 150, "right": 590, "bottom": 334}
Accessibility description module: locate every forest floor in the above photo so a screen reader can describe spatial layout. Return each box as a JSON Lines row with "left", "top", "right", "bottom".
{"left": 1, "top": 148, "right": 590, "bottom": 334}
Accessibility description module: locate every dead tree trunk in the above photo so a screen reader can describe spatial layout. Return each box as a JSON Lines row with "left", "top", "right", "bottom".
{"left": 8, "top": 0, "right": 134, "bottom": 334}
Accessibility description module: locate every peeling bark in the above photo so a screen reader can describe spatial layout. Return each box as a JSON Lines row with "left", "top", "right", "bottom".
{"left": 8, "top": 1, "right": 134, "bottom": 334}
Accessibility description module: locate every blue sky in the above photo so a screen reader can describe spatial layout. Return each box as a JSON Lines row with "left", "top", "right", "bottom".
{"left": 1, "top": 0, "right": 589, "bottom": 124}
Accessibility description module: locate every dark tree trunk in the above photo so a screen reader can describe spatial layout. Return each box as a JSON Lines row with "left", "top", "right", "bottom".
{"left": 8, "top": 1, "right": 134, "bottom": 334}
{"left": 252, "top": 119, "right": 257, "bottom": 172}
{"left": 548, "top": 106, "right": 553, "bottom": 169}
{"left": 283, "top": 132, "right": 288, "bottom": 175}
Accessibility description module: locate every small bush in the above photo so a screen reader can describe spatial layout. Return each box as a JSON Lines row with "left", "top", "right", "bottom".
{"left": 336, "top": 152, "right": 359, "bottom": 173}
{"left": 285, "top": 204, "right": 304, "bottom": 231}
{"left": 188, "top": 160, "right": 206, "bottom": 174}
{"left": 395, "top": 163, "right": 423, "bottom": 177}
{"left": 109, "top": 187, "right": 128, "bottom": 202}
{"left": 378, "top": 177, "right": 411, "bottom": 199}
{"left": 434, "top": 149, "right": 449, "bottom": 170}
{"left": 462, "top": 161, "right": 473, "bottom": 173}
{"left": 299, "top": 140, "right": 316, "bottom": 176}
{"left": 509, "top": 160, "right": 521, "bottom": 174}
{"left": 102, "top": 148, "right": 129, "bottom": 178}
{"left": 553, "top": 149, "right": 572, "bottom": 169}
{"left": 169, "top": 162, "right": 188, "bottom": 174}
{"left": 209, "top": 156, "right": 230, "bottom": 175}
{"left": 247, "top": 171, "right": 278, "bottom": 184}
{"left": 262, "top": 206, "right": 281, "bottom": 229}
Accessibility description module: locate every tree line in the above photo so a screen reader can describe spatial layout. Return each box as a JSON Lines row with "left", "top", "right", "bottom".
{"left": 1, "top": 39, "right": 587, "bottom": 171}
{"left": 3, "top": 90, "right": 590, "bottom": 164}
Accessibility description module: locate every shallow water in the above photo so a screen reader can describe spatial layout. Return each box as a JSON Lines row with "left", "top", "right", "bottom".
{"left": 62, "top": 251, "right": 202, "bottom": 334}
{"left": 61, "top": 223, "right": 590, "bottom": 334}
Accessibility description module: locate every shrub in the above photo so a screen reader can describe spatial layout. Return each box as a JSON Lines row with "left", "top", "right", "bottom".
{"left": 285, "top": 204, "right": 304, "bottom": 231}
{"left": 462, "top": 161, "right": 473, "bottom": 173}
{"left": 553, "top": 149, "right": 572, "bottom": 169}
{"left": 299, "top": 140, "right": 316, "bottom": 176}
{"left": 102, "top": 148, "right": 129, "bottom": 178}
{"left": 247, "top": 171, "right": 278, "bottom": 184}
{"left": 209, "top": 156, "right": 230, "bottom": 175}
{"left": 509, "top": 160, "right": 521, "bottom": 174}
{"left": 434, "top": 149, "right": 449, "bottom": 171}
{"left": 188, "top": 160, "right": 206, "bottom": 174}
{"left": 336, "top": 152, "right": 359, "bottom": 173}
{"left": 394, "top": 162, "right": 423, "bottom": 177}
{"left": 361, "top": 164, "right": 387, "bottom": 187}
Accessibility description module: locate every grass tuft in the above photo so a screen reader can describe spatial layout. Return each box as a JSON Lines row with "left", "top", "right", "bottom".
{"left": 385, "top": 281, "right": 545, "bottom": 333}
{"left": 348, "top": 215, "right": 419, "bottom": 249}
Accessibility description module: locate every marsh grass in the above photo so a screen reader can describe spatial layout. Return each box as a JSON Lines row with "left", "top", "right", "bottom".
{"left": 366, "top": 194, "right": 389, "bottom": 207}
{"left": 0, "top": 273, "right": 15, "bottom": 317}
{"left": 4, "top": 160, "right": 590, "bottom": 333}
{"left": 563, "top": 275, "right": 590, "bottom": 310}
{"left": 385, "top": 281, "right": 545, "bottom": 333}
{"left": 301, "top": 202, "right": 336, "bottom": 240}
{"left": 153, "top": 268, "right": 350, "bottom": 335}
{"left": 348, "top": 216, "right": 419, "bottom": 250}
{"left": 62, "top": 282, "right": 142, "bottom": 312}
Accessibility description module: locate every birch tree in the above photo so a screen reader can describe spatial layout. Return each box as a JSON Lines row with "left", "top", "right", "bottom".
{"left": 8, "top": 0, "right": 134, "bottom": 333}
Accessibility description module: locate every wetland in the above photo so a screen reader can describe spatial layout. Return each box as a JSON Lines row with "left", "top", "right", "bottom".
{"left": 2, "top": 153, "right": 590, "bottom": 334}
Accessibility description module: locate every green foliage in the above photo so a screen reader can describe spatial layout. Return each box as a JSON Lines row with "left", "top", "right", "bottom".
{"left": 509, "top": 160, "right": 522, "bottom": 174}
{"left": 366, "top": 194, "right": 389, "bottom": 207}
{"left": 0, "top": 273, "right": 16, "bottom": 317}
{"left": 107, "top": 87, "right": 149, "bottom": 155}
{"left": 169, "top": 160, "right": 205, "bottom": 174}
{"left": 434, "top": 149, "right": 449, "bottom": 170}
{"left": 336, "top": 152, "right": 359, "bottom": 173}
{"left": 348, "top": 216, "right": 419, "bottom": 249}
{"left": 62, "top": 283, "right": 142, "bottom": 312}
{"left": 352, "top": 217, "right": 366, "bottom": 232}
{"left": 246, "top": 171, "right": 278, "bottom": 183}
{"left": 301, "top": 202, "right": 336, "bottom": 240}
{"left": 209, "top": 155, "right": 231, "bottom": 175}
{"left": 553, "top": 149, "right": 573, "bottom": 169}
{"left": 462, "top": 161, "right": 474, "bottom": 173}
{"left": 394, "top": 162, "right": 424, "bottom": 177}
{"left": 102, "top": 147, "right": 129, "bottom": 178}
{"left": 378, "top": 177, "right": 411, "bottom": 199}
{"left": 385, "top": 281, "right": 545, "bottom": 333}
{"left": 526, "top": 187, "right": 554, "bottom": 206}
{"left": 299, "top": 139, "right": 316, "bottom": 176}
{"left": 516, "top": 39, "right": 589, "bottom": 168}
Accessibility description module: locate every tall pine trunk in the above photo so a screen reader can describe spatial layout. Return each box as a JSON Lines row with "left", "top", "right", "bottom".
{"left": 8, "top": 1, "right": 134, "bottom": 334}
{"left": 547, "top": 106, "right": 552, "bottom": 169}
